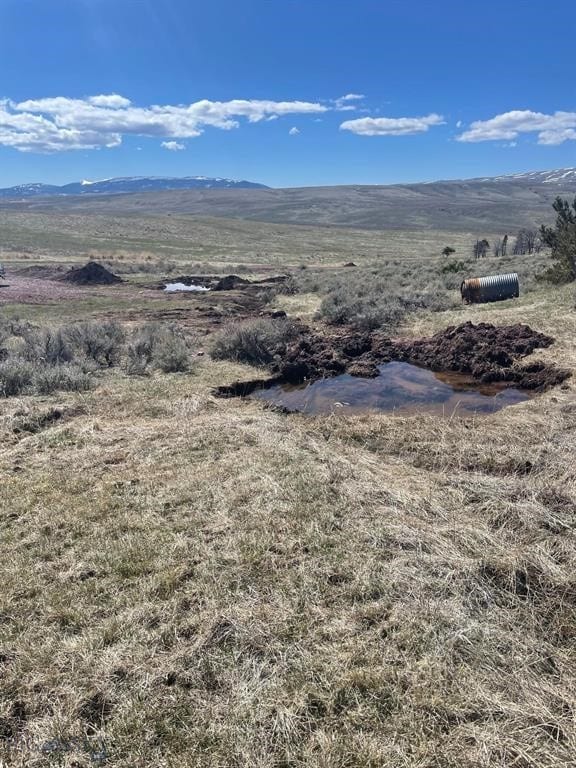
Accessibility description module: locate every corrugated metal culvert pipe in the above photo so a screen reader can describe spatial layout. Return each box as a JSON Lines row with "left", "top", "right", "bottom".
{"left": 461, "top": 273, "right": 520, "bottom": 304}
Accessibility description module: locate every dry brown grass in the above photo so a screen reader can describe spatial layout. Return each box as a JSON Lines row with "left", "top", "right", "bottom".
{"left": 0, "top": 282, "right": 575, "bottom": 766}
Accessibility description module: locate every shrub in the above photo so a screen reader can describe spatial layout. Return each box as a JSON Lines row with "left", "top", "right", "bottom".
{"left": 33, "top": 364, "right": 93, "bottom": 394}
{"left": 66, "top": 321, "right": 125, "bottom": 367}
{"left": 125, "top": 323, "right": 192, "bottom": 375}
{"left": 153, "top": 334, "right": 190, "bottom": 373}
{"left": 22, "top": 328, "right": 75, "bottom": 365}
{"left": 319, "top": 291, "right": 408, "bottom": 330}
{"left": 440, "top": 260, "right": 468, "bottom": 274}
{"left": 210, "top": 318, "right": 299, "bottom": 366}
{"left": 0, "top": 359, "right": 35, "bottom": 397}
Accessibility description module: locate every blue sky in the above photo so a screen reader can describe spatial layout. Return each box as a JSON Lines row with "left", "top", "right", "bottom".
{"left": 0, "top": 0, "right": 575, "bottom": 188}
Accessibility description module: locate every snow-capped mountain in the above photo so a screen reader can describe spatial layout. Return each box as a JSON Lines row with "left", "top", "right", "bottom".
{"left": 0, "top": 176, "right": 269, "bottom": 198}
{"left": 470, "top": 168, "right": 576, "bottom": 184}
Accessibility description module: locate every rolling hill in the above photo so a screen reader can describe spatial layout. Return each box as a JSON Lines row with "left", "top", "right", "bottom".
{"left": 1, "top": 169, "right": 575, "bottom": 232}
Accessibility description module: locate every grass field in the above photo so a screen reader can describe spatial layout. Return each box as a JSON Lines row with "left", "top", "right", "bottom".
{"left": 0, "top": 210, "right": 496, "bottom": 270}
{"left": 0, "top": 211, "right": 575, "bottom": 767}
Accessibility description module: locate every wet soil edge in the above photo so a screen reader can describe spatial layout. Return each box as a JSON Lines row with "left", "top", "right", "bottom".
{"left": 212, "top": 321, "right": 572, "bottom": 400}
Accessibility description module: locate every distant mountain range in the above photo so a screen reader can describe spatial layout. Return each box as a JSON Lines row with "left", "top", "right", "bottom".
{"left": 0, "top": 176, "right": 269, "bottom": 198}
{"left": 2, "top": 169, "right": 576, "bottom": 232}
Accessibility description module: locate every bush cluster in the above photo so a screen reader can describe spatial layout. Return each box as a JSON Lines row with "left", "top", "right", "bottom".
{"left": 125, "top": 323, "right": 191, "bottom": 375}
{"left": 299, "top": 263, "right": 454, "bottom": 331}
{"left": 210, "top": 318, "right": 299, "bottom": 366}
{"left": 0, "top": 317, "right": 194, "bottom": 397}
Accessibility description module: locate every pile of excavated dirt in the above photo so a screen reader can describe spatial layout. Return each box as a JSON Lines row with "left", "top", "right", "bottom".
{"left": 61, "top": 262, "right": 122, "bottom": 286}
{"left": 389, "top": 322, "right": 564, "bottom": 390}
{"left": 214, "top": 321, "right": 571, "bottom": 398}
{"left": 212, "top": 275, "right": 250, "bottom": 291}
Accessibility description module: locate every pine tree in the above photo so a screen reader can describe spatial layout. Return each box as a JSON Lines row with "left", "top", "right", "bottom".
{"left": 540, "top": 197, "right": 576, "bottom": 283}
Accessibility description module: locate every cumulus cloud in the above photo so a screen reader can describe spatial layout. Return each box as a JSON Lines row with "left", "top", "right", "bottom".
{"left": 161, "top": 140, "right": 186, "bottom": 151}
{"left": 288, "top": 127, "right": 300, "bottom": 136}
{"left": 0, "top": 93, "right": 329, "bottom": 152}
{"left": 457, "top": 110, "right": 576, "bottom": 145}
{"left": 340, "top": 113, "right": 445, "bottom": 136}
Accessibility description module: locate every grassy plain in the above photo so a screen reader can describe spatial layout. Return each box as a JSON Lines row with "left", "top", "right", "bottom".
{"left": 0, "top": 210, "right": 575, "bottom": 767}
{"left": 0, "top": 210, "right": 494, "bottom": 270}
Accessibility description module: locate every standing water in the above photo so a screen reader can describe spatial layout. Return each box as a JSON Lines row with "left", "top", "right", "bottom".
{"left": 251, "top": 361, "right": 531, "bottom": 416}
{"left": 164, "top": 282, "right": 210, "bottom": 293}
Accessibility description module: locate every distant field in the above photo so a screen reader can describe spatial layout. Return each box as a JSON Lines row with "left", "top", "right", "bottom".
{"left": 0, "top": 210, "right": 495, "bottom": 270}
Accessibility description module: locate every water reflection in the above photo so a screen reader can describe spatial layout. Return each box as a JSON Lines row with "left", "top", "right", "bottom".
{"left": 252, "top": 361, "right": 531, "bottom": 416}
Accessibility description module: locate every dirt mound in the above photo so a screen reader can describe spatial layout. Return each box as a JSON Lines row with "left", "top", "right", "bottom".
{"left": 62, "top": 262, "right": 122, "bottom": 286}
{"left": 13, "top": 265, "right": 67, "bottom": 279}
{"left": 215, "top": 321, "right": 571, "bottom": 398}
{"left": 389, "top": 322, "right": 568, "bottom": 391}
{"left": 212, "top": 274, "right": 250, "bottom": 291}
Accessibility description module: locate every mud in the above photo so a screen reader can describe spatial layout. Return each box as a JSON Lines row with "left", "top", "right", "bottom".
{"left": 164, "top": 274, "right": 289, "bottom": 292}
{"left": 214, "top": 321, "right": 571, "bottom": 399}
{"left": 389, "top": 322, "right": 569, "bottom": 391}
{"left": 61, "top": 261, "right": 122, "bottom": 286}
{"left": 212, "top": 274, "right": 250, "bottom": 291}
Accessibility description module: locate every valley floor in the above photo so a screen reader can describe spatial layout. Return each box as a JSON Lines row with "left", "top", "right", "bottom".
{"left": 0, "top": 282, "right": 575, "bottom": 767}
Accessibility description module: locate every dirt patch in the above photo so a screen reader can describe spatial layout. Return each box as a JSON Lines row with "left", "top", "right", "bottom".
{"left": 389, "top": 322, "right": 569, "bottom": 391}
{"left": 214, "top": 321, "right": 571, "bottom": 398}
{"left": 61, "top": 262, "right": 122, "bottom": 286}
{"left": 213, "top": 274, "right": 250, "bottom": 291}
{"left": 13, "top": 265, "right": 67, "bottom": 279}
{"left": 155, "top": 273, "right": 288, "bottom": 292}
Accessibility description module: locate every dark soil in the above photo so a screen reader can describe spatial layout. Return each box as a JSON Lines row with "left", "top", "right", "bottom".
{"left": 214, "top": 321, "right": 571, "bottom": 398}
{"left": 213, "top": 275, "right": 250, "bottom": 291}
{"left": 161, "top": 273, "right": 289, "bottom": 292}
{"left": 390, "top": 322, "right": 569, "bottom": 391}
{"left": 61, "top": 262, "right": 122, "bottom": 286}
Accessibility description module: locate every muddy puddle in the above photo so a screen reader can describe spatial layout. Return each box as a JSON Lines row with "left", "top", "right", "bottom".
{"left": 252, "top": 361, "right": 532, "bottom": 416}
{"left": 214, "top": 321, "right": 570, "bottom": 414}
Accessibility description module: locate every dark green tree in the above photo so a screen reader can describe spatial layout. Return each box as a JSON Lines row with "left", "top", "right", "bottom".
{"left": 540, "top": 197, "right": 576, "bottom": 283}
{"left": 442, "top": 246, "right": 455, "bottom": 257}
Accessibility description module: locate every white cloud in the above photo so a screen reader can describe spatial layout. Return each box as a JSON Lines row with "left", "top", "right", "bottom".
{"left": 457, "top": 110, "right": 576, "bottom": 145}
{"left": 88, "top": 94, "right": 132, "bottom": 109}
{"left": 288, "top": 127, "right": 300, "bottom": 136}
{"left": 161, "top": 140, "right": 186, "bottom": 151}
{"left": 0, "top": 93, "right": 329, "bottom": 152}
{"left": 340, "top": 113, "right": 445, "bottom": 136}
{"left": 334, "top": 93, "right": 365, "bottom": 111}
{"left": 456, "top": 120, "right": 463, "bottom": 128}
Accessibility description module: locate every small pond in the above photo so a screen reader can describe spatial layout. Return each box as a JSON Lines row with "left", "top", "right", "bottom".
{"left": 251, "top": 361, "right": 532, "bottom": 416}
{"left": 164, "top": 282, "right": 210, "bottom": 293}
